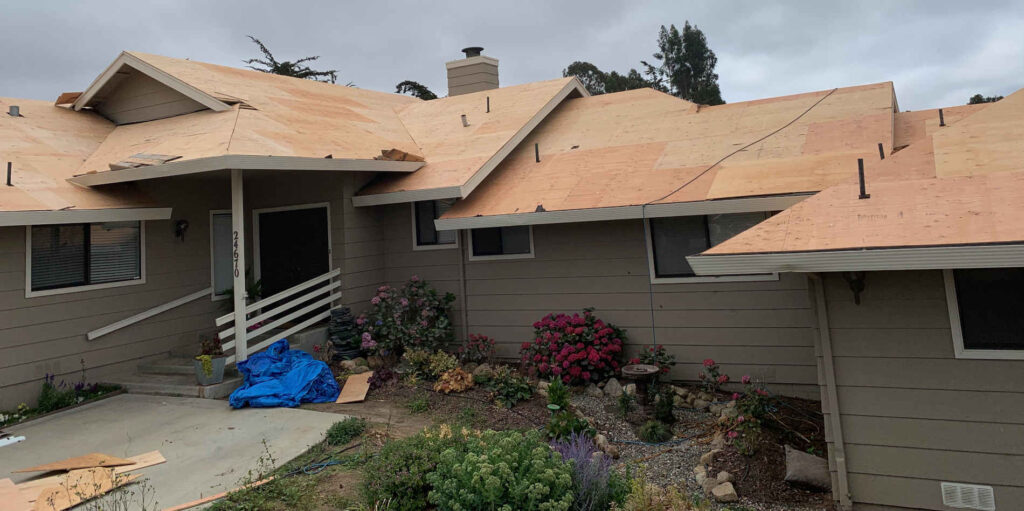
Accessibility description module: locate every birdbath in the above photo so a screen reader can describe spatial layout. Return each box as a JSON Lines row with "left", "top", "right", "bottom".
{"left": 621, "top": 363, "right": 661, "bottom": 405}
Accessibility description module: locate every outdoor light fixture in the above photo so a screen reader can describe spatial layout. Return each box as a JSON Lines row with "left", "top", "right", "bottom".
{"left": 174, "top": 219, "right": 190, "bottom": 242}
{"left": 842, "top": 271, "right": 866, "bottom": 305}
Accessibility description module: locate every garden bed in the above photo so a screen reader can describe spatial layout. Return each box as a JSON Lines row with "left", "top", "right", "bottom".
{"left": 0, "top": 376, "right": 123, "bottom": 429}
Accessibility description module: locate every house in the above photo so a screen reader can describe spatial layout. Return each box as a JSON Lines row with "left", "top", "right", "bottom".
{"left": 1, "top": 46, "right": 1020, "bottom": 510}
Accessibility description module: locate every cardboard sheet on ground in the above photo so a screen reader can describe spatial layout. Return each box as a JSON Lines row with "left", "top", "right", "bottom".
{"left": 17, "top": 451, "right": 165, "bottom": 504}
{"left": 335, "top": 371, "right": 373, "bottom": 404}
{"left": 14, "top": 453, "right": 135, "bottom": 473}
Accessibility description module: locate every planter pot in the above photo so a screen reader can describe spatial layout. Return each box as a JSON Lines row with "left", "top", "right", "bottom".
{"left": 194, "top": 357, "right": 227, "bottom": 386}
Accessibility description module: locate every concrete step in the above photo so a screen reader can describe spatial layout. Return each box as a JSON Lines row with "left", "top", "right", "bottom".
{"left": 101, "top": 371, "right": 243, "bottom": 399}
{"left": 138, "top": 357, "right": 239, "bottom": 377}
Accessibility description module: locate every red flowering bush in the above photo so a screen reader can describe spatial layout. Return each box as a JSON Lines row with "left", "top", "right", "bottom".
{"left": 520, "top": 308, "right": 625, "bottom": 385}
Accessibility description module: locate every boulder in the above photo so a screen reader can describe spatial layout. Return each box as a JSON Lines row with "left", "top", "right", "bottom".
{"left": 366, "top": 356, "right": 384, "bottom": 369}
{"left": 594, "top": 434, "right": 620, "bottom": 458}
{"left": 537, "top": 380, "right": 550, "bottom": 390}
{"left": 701, "top": 477, "right": 719, "bottom": 495}
{"left": 351, "top": 366, "right": 370, "bottom": 374}
{"left": 721, "top": 407, "right": 739, "bottom": 420}
{"left": 673, "top": 395, "right": 689, "bottom": 408}
{"left": 352, "top": 357, "right": 368, "bottom": 367}
{"left": 693, "top": 465, "right": 707, "bottom": 485}
{"left": 716, "top": 471, "right": 734, "bottom": 484}
{"left": 623, "top": 383, "right": 637, "bottom": 396}
{"left": 710, "top": 432, "right": 725, "bottom": 450}
{"left": 604, "top": 378, "right": 623, "bottom": 397}
{"left": 672, "top": 385, "right": 689, "bottom": 397}
{"left": 693, "top": 399, "right": 709, "bottom": 410}
{"left": 699, "top": 448, "right": 721, "bottom": 465}
{"left": 784, "top": 445, "right": 832, "bottom": 490}
{"left": 709, "top": 403, "right": 725, "bottom": 415}
{"left": 472, "top": 363, "right": 494, "bottom": 379}
{"left": 711, "top": 482, "right": 739, "bottom": 502}
{"left": 585, "top": 383, "right": 604, "bottom": 398}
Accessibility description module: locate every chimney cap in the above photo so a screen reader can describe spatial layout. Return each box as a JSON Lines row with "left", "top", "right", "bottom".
{"left": 461, "top": 47, "right": 484, "bottom": 58}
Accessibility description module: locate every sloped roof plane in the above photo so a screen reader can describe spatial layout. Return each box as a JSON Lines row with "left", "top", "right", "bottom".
{"left": 436, "top": 82, "right": 895, "bottom": 229}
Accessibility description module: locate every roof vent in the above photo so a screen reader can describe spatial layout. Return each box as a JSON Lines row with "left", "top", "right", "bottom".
{"left": 7, "top": 105, "right": 21, "bottom": 117}
{"left": 462, "top": 46, "right": 484, "bottom": 58}
{"left": 941, "top": 482, "right": 996, "bottom": 510}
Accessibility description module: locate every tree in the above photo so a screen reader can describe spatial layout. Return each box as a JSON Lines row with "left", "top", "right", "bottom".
{"left": 395, "top": 80, "right": 438, "bottom": 100}
{"left": 562, "top": 61, "right": 655, "bottom": 96}
{"left": 244, "top": 36, "right": 339, "bottom": 84}
{"left": 968, "top": 94, "right": 1003, "bottom": 104}
{"left": 641, "top": 23, "right": 724, "bottom": 105}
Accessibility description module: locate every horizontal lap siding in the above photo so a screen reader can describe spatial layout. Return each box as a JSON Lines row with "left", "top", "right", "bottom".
{"left": 820, "top": 270, "right": 1024, "bottom": 510}
{"left": 460, "top": 219, "right": 818, "bottom": 397}
{"left": 0, "top": 180, "right": 228, "bottom": 409}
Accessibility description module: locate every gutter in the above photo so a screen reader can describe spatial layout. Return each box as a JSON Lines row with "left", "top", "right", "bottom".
{"left": 810, "top": 273, "right": 853, "bottom": 511}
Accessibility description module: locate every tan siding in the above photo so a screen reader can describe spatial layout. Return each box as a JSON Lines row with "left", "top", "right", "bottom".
{"left": 95, "top": 71, "right": 206, "bottom": 124}
{"left": 820, "top": 270, "right": 1024, "bottom": 510}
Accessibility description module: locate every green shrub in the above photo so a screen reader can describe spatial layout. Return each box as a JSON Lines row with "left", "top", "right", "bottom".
{"left": 617, "top": 390, "right": 635, "bottom": 419}
{"left": 406, "top": 394, "right": 430, "bottom": 414}
{"left": 403, "top": 349, "right": 458, "bottom": 380}
{"left": 653, "top": 386, "right": 676, "bottom": 425}
{"left": 547, "top": 377, "right": 570, "bottom": 409}
{"left": 427, "top": 429, "right": 574, "bottom": 511}
{"left": 488, "top": 366, "right": 533, "bottom": 408}
{"left": 361, "top": 426, "right": 468, "bottom": 511}
{"left": 638, "top": 420, "right": 672, "bottom": 443}
{"left": 546, "top": 411, "right": 595, "bottom": 441}
{"left": 326, "top": 417, "right": 366, "bottom": 446}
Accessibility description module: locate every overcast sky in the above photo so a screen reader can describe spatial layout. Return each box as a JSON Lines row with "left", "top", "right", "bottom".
{"left": 1, "top": 1, "right": 1021, "bottom": 111}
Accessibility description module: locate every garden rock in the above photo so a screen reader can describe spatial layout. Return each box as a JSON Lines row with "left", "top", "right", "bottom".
{"left": 340, "top": 358, "right": 367, "bottom": 371}
{"left": 711, "top": 482, "right": 739, "bottom": 503}
{"left": 367, "top": 356, "right": 383, "bottom": 369}
{"left": 604, "top": 378, "right": 623, "bottom": 397}
{"left": 709, "top": 403, "right": 725, "bottom": 415}
{"left": 472, "top": 363, "right": 493, "bottom": 379}
{"left": 537, "top": 380, "right": 549, "bottom": 397}
{"left": 585, "top": 383, "right": 604, "bottom": 398}
{"left": 701, "top": 477, "right": 720, "bottom": 495}
{"left": 700, "top": 448, "right": 721, "bottom": 465}
{"left": 784, "top": 445, "right": 832, "bottom": 490}
{"left": 672, "top": 385, "right": 688, "bottom": 396}
{"left": 673, "top": 395, "right": 689, "bottom": 408}
{"left": 726, "top": 399, "right": 737, "bottom": 408}
{"left": 463, "top": 362, "right": 478, "bottom": 374}
{"left": 594, "top": 434, "right": 620, "bottom": 459}
{"left": 623, "top": 383, "right": 637, "bottom": 396}
{"left": 716, "top": 470, "right": 734, "bottom": 484}
{"left": 721, "top": 407, "right": 739, "bottom": 420}
{"left": 693, "top": 465, "right": 707, "bottom": 485}
{"left": 710, "top": 432, "right": 725, "bottom": 450}
{"left": 693, "top": 399, "right": 709, "bottom": 410}
{"left": 350, "top": 366, "right": 370, "bottom": 374}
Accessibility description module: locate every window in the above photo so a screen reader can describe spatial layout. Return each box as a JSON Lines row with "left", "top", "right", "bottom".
{"left": 412, "top": 200, "right": 457, "bottom": 250}
{"left": 469, "top": 226, "right": 533, "bottom": 260}
{"left": 646, "top": 212, "right": 775, "bottom": 283}
{"left": 210, "top": 212, "right": 233, "bottom": 299}
{"left": 945, "top": 268, "right": 1024, "bottom": 359}
{"left": 28, "top": 221, "right": 143, "bottom": 296}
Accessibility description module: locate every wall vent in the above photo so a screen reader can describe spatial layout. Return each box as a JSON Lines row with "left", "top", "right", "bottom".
{"left": 941, "top": 482, "right": 995, "bottom": 510}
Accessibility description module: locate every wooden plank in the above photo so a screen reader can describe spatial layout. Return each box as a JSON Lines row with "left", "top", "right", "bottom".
{"left": 32, "top": 470, "right": 140, "bottom": 511}
{"left": 160, "top": 476, "right": 274, "bottom": 511}
{"left": 0, "top": 478, "right": 31, "bottom": 511}
{"left": 14, "top": 453, "right": 135, "bottom": 473}
{"left": 336, "top": 372, "right": 373, "bottom": 404}
{"left": 115, "top": 451, "right": 166, "bottom": 474}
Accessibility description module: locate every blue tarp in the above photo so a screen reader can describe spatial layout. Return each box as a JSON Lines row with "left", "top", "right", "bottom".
{"left": 229, "top": 340, "right": 340, "bottom": 408}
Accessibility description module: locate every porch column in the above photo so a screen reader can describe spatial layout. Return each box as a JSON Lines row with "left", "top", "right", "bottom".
{"left": 231, "top": 169, "right": 248, "bottom": 362}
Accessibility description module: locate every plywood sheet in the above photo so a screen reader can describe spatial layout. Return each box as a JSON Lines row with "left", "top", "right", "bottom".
{"left": 14, "top": 453, "right": 135, "bottom": 473}
{"left": 335, "top": 371, "right": 373, "bottom": 404}
{"left": 31, "top": 469, "right": 139, "bottom": 511}
{"left": 16, "top": 451, "right": 163, "bottom": 503}
{"left": 0, "top": 478, "right": 31, "bottom": 511}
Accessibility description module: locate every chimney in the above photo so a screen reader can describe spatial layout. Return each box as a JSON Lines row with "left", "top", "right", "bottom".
{"left": 446, "top": 47, "right": 499, "bottom": 96}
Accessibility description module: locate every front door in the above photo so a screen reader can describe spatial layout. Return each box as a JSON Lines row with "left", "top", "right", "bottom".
{"left": 255, "top": 204, "right": 330, "bottom": 297}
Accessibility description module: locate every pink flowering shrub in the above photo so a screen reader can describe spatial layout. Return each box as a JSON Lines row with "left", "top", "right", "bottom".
{"left": 633, "top": 344, "right": 676, "bottom": 378}
{"left": 456, "top": 334, "right": 496, "bottom": 364}
{"left": 520, "top": 308, "right": 625, "bottom": 385}
{"left": 357, "top": 276, "right": 456, "bottom": 356}
{"left": 727, "top": 375, "right": 775, "bottom": 455}
{"left": 697, "top": 358, "right": 727, "bottom": 393}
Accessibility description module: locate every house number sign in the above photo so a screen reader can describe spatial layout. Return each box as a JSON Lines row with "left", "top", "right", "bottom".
{"left": 233, "top": 230, "right": 240, "bottom": 278}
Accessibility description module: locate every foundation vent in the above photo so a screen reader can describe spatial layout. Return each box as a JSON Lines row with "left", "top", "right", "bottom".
{"left": 941, "top": 482, "right": 995, "bottom": 510}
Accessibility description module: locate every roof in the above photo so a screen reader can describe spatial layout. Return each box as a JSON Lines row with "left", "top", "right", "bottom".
{"left": 437, "top": 82, "right": 896, "bottom": 228}
{"left": 0, "top": 97, "right": 167, "bottom": 224}
{"left": 688, "top": 88, "right": 1024, "bottom": 273}
{"left": 72, "top": 52, "right": 424, "bottom": 181}
{"left": 353, "top": 77, "right": 587, "bottom": 205}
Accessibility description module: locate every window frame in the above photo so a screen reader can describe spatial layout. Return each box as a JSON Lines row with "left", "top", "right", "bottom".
{"left": 411, "top": 200, "right": 459, "bottom": 251}
{"left": 644, "top": 215, "right": 779, "bottom": 284}
{"left": 25, "top": 221, "right": 147, "bottom": 298}
{"left": 943, "top": 268, "right": 1024, "bottom": 360}
{"left": 467, "top": 225, "right": 535, "bottom": 261}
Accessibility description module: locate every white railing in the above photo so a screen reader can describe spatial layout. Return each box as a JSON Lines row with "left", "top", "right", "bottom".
{"left": 87, "top": 287, "right": 212, "bottom": 341}
{"left": 216, "top": 268, "right": 341, "bottom": 364}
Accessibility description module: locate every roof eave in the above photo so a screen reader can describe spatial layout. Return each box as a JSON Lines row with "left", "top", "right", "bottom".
{"left": 0, "top": 207, "right": 172, "bottom": 227}
{"left": 687, "top": 243, "right": 1024, "bottom": 275}
{"left": 69, "top": 155, "right": 423, "bottom": 186}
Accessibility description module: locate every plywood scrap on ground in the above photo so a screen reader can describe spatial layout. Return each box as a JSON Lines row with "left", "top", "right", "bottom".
{"left": 160, "top": 476, "right": 274, "bottom": 511}
{"left": 0, "top": 478, "right": 32, "bottom": 511}
{"left": 14, "top": 453, "right": 135, "bottom": 474}
{"left": 30, "top": 468, "right": 141, "bottom": 511}
{"left": 335, "top": 371, "right": 373, "bottom": 404}
{"left": 16, "top": 451, "right": 165, "bottom": 504}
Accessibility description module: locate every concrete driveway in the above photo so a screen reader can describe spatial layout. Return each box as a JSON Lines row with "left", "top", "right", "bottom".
{"left": 0, "top": 393, "right": 344, "bottom": 509}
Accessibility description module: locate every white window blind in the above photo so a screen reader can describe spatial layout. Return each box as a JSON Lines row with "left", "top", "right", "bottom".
{"left": 30, "top": 221, "right": 142, "bottom": 292}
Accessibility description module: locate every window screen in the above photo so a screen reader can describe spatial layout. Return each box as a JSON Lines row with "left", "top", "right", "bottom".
{"left": 953, "top": 268, "right": 1024, "bottom": 350}
{"left": 30, "top": 221, "right": 141, "bottom": 292}
{"left": 471, "top": 226, "right": 531, "bottom": 257}
{"left": 650, "top": 212, "right": 768, "bottom": 278}
{"left": 414, "top": 199, "right": 456, "bottom": 246}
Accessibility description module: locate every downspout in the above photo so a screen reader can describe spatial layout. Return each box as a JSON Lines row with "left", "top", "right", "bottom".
{"left": 810, "top": 273, "right": 852, "bottom": 511}
{"left": 458, "top": 229, "right": 469, "bottom": 342}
